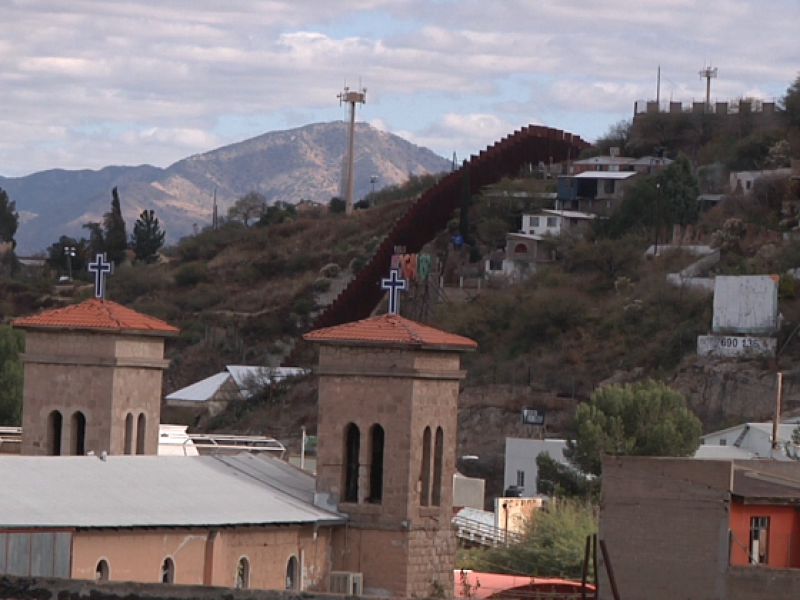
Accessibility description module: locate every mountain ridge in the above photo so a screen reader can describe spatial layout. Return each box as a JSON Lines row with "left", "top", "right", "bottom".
{"left": 2, "top": 122, "right": 451, "bottom": 254}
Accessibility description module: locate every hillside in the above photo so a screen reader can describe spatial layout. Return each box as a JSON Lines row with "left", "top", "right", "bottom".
{"left": 0, "top": 122, "right": 451, "bottom": 254}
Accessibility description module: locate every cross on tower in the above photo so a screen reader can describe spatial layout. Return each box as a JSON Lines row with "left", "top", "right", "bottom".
{"left": 381, "top": 268, "right": 407, "bottom": 315}
{"left": 88, "top": 253, "right": 113, "bottom": 299}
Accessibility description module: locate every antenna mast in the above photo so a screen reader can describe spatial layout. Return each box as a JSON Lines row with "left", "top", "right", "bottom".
{"left": 338, "top": 85, "right": 367, "bottom": 215}
{"left": 699, "top": 65, "right": 718, "bottom": 111}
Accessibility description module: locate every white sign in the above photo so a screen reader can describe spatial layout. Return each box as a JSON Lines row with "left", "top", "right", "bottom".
{"left": 712, "top": 276, "right": 778, "bottom": 335}
{"left": 697, "top": 335, "right": 776, "bottom": 358}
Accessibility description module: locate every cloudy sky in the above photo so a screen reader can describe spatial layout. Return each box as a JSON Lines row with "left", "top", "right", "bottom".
{"left": 1, "top": 0, "right": 798, "bottom": 178}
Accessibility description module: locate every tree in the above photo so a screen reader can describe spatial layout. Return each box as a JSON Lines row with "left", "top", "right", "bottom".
{"left": 783, "top": 74, "right": 800, "bottom": 131}
{"left": 568, "top": 236, "right": 643, "bottom": 284}
{"left": 456, "top": 500, "right": 597, "bottom": 580}
{"left": 0, "top": 188, "right": 19, "bottom": 246}
{"left": 103, "top": 187, "right": 128, "bottom": 265}
{"left": 131, "top": 209, "right": 166, "bottom": 264}
{"left": 258, "top": 201, "right": 297, "bottom": 227}
{"left": 328, "top": 196, "right": 346, "bottom": 214}
{"left": 229, "top": 192, "right": 266, "bottom": 226}
{"left": 46, "top": 236, "right": 88, "bottom": 274}
{"left": 0, "top": 326, "right": 25, "bottom": 425}
{"left": 655, "top": 153, "right": 700, "bottom": 227}
{"left": 536, "top": 452, "right": 598, "bottom": 499}
{"left": 566, "top": 380, "right": 702, "bottom": 477}
{"left": 82, "top": 222, "right": 106, "bottom": 258}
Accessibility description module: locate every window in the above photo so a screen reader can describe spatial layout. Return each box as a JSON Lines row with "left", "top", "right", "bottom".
{"left": 47, "top": 410, "right": 62, "bottom": 456}
{"left": 71, "top": 411, "right": 86, "bottom": 456}
{"left": 343, "top": 423, "right": 360, "bottom": 503}
{"left": 746, "top": 180, "right": 752, "bottom": 190}
{"left": 432, "top": 427, "right": 444, "bottom": 507}
{"left": 604, "top": 179, "right": 615, "bottom": 194}
{"left": 161, "top": 558, "right": 175, "bottom": 584}
{"left": 285, "top": 556, "right": 298, "bottom": 590}
{"left": 420, "top": 427, "right": 432, "bottom": 506}
{"left": 719, "top": 439, "right": 727, "bottom": 446}
{"left": 368, "top": 425, "right": 385, "bottom": 504}
{"left": 516, "top": 470, "right": 525, "bottom": 488}
{"left": 235, "top": 557, "right": 250, "bottom": 589}
{"left": 750, "top": 517, "right": 769, "bottom": 564}
{"left": 95, "top": 560, "right": 109, "bottom": 581}
{"left": 136, "top": 413, "right": 146, "bottom": 454}
{"left": 546, "top": 217, "right": 557, "bottom": 228}
{"left": 489, "top": 260, "right": 503, "bottom": 271}
{"left": 124, "top": 413, "right": 134, "bottom": 455}
{"left": 514, "top": 243, "right": 527, "bottom": 254}
{"left": 529, "top": 217, "right": 540, "bottom": 227}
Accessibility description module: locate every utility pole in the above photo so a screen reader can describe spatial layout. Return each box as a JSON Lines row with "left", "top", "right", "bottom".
{"left": 656, "top": 65, "right": 661, "bottom": 108}
{"left": 338, "top": 86, "right": 367, "bottom": 215}
{"left": 699, "top": 65, "right": 718, "bottom": 111}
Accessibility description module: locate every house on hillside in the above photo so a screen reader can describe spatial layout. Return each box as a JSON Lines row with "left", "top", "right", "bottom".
{"left": 165, "top": 365, "right": 308, "bottom": 418}
{"left": 555, "top": 171, "right": 641, "bottom": 216}
{"left": 504, "top": 438, "right": 573, "bottom": 496}
{"left": 695, "top": 421, "right": 800, "bottom": 461}
{"left": 520, "top": 209, "right": 595, "bottom": 237}
{"left": 571, "top": 153, "right": 634, "bottom": 174}
{"left": 730, "top": 167, "right": 793, "bottom": 196}
{"left": 600, "top": 457, "right": 800, "bottom": 600}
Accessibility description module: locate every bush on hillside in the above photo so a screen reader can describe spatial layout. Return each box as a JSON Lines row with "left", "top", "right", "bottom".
{"left": 173, "top": 262, "right": 209, "bottom": 287}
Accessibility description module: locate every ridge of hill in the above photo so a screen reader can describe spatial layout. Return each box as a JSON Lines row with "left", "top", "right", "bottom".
{"left": 1, "top": 122, "right": 451, "bottom": 254}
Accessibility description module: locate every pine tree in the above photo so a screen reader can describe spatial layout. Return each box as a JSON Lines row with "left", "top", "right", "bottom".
{"left": 104, "top": 187, "right": 128, "bottom": 265}
{"left": 0, "top": 188, "right": 19, "bottom": 246}
{"left": 131, "top": 209, "right": 166, "bottom": 264}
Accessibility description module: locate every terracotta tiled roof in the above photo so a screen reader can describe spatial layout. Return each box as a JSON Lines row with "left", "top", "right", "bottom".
{"left": 304, "top": 314, "right": 477, "bottom": 350}
{"left": 12, "top": 298, "right": 179, "bottom": 335}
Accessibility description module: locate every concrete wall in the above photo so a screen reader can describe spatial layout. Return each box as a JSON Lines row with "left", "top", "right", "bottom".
{"left": 712, "top": 276, "right": 779, "bottom": 335}
{"left": 599, "top": 457, "right": 733, "bottom": 600}
{"left": 503, "top": 438, "right": 569, "bottom": 496}
{"left": 71, "top": 525, "right": 331, "bottom": 591}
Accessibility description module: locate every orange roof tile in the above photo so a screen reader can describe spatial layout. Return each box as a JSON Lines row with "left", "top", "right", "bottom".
{"left": 304, "top": 314, "right": 477, "bottom": 350}
{"left": 12, "top": 298, "right": 179, "bottom": 336}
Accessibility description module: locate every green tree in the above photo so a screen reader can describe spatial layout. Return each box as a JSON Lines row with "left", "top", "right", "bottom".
{"left": 783, "top": 74, "right": 800, "bottom": 131}
{"left": 328, "top": 196, "right": 346, "bottom": 214}
{"left": 258, "top": 201, "right": 297, "bottom": 227}
{"left": 456, "top": 500, "right": 597, "bottom": 580}
{"left": 46, "top": 236, "right": 88, "bottom": 274}
{"left": 229, "top": 192, "right": 266, "bottom": 226}
{"left": 82, "top": 222, "right": 106, "bottom": 258}
{"left": 103, "top": 187, "right": 128, "bottom": 265}
{"left": 656, "top": 153, "right": 700, "bottom": 227}
{"left": 0, "top": 188, "right": 19, "bottom": 245}
{"left": 131, "top": 209, "right": 166, "bottom": 264}
{"left": 0, "top": 326, "right": 25, "bottom": 425}
{"left": 566, "top": 380, "right": 702, "bottom": 477}
{"left": 536, "top": 452, "right": 598, "bottom": 499}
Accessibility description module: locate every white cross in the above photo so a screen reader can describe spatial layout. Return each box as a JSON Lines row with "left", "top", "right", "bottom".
{"left": 381, "top": 268, "right": 407, "bottom": 315}
{"left": 88, "top": 253, "right": 113, "bottom": 299}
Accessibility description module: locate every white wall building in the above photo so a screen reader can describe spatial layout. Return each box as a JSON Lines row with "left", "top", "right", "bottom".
{"left": 504, "top": 437, "right": 571, "bottom": 496}
{"left": 696, "top": 422, "right": 800, "bottom": 461}
{"left": 521, "top": 209, "right": 595, "bottom": 237}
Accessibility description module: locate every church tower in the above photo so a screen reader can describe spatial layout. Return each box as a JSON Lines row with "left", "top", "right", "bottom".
{"left": 13, "top": 298, "right": 178, "bottom": 456}
{"left": 305, "top": 314, "right": 476, "bottom": 598}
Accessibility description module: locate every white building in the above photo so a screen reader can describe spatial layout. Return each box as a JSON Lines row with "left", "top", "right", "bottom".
{"left": 696, "top": 421, "right": 800, "bottom": 461}
{"left": 520, "top": 209, "right": 596, "bottom": 237}
{"left": 503, "top": 437, "right": 571, "bottom": 496}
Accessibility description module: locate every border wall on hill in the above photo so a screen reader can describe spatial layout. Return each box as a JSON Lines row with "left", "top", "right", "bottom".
{"left": 306, "top": 126, "right": 590, "bottom": 333}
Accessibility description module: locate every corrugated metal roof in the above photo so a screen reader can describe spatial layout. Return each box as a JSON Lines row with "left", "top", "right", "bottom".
{"left": 165, "top": 372, "right": 231, "bottom": 403}
{"left": 540, "top": 209, "right": 596, "bottom": 219}
{"left": 573, "top": 171, "right": 638, "bottom": 180}
{"left": 0, "top": 454, "right": 341, "bottom": 529}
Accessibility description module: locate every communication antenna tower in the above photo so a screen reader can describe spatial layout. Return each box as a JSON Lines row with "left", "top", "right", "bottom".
{"left": 699, "top": 65, "right": 718, "bottom": 111}
{"left": 338, "top": 85, "right": 367, "bottom": 215}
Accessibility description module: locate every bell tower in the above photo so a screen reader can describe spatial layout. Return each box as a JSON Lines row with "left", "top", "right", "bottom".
{"left": 13, "top": 298, "right": 178, "bottom": 457}
{"left": 305, "top": 314, "right": 476, "bottom": 598}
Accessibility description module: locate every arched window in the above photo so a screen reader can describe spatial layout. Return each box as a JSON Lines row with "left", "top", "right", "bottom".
{"left": 47, "top": 410, "right": 62, "bottom": 456}
{"left": 514, "top": 243, "right": 528, "bottom": 254}
{"left": 235, "top": 557, "right": 250, "bottom": 589}
{"left": 343, "top": 423, "right": 360, "bottom": 503}
{"left": 95, "top": 559, "right": 109, "bottom": 581}
{"left": 124, "top": 413, "right": 134, "bottom": 455}
{"left": 161, "top": 557, "right": 175, "bottom": 584}
{"left": 136, "top": 413, "right": 146, "bottom": 455}
{"left": 285, "top": 556, "right": 298, "bottom": 590}
{"left": 71, "top": 411, "right": 86, "bottom": 456}
{"left": 420, "top": 427, "right": 432, "bottom": 507}
{"left": 432, "top": 427, "right": 444, "bottom": 507}
{"left": 368, "top": 424, "right": 385, "bottom": 504}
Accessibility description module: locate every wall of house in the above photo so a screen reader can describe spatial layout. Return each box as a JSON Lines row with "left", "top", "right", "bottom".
{"left": 727, "top": 565, "right": 800, "bottom": 599}
{"left": 72, "top": 525, "right": 332, "bottom": 591}
{"left": 729, "top": 502, "right": 800, "bottom": 568}
{"left": 599, "top": 457, "right": 733, "bottom": 600}
{"left": 503, "top": 438, "right": 569, "bottom": 496}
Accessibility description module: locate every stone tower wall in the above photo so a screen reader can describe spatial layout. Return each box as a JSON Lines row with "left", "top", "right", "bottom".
{"left": 20, "top": 330, "right": 168, "bottom": 456}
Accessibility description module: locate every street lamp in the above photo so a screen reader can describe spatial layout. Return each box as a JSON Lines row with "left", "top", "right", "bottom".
{"left": 63, "top": 246, "right": 76, "bottom": 282}
{"left": 370, "top": 175, "right": 379, "bottom": 195}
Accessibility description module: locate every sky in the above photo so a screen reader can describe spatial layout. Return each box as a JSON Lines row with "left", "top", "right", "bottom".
{"left": 1, "top": 0, "right": 798, "bottom": 178}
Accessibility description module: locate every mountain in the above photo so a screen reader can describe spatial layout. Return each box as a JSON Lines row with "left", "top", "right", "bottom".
{"left": 1, "top": 122, "right": 452, "bottom": 254}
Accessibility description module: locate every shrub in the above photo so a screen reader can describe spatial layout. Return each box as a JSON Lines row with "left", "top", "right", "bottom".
{"left": 313, "top": 277, "right": 332, "bottom": 293}
{"left": 320, "top": 263, "right": 341, "bottom": 278}
{"left": 173, "top": 262, "right": 209, "bottom": 287}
